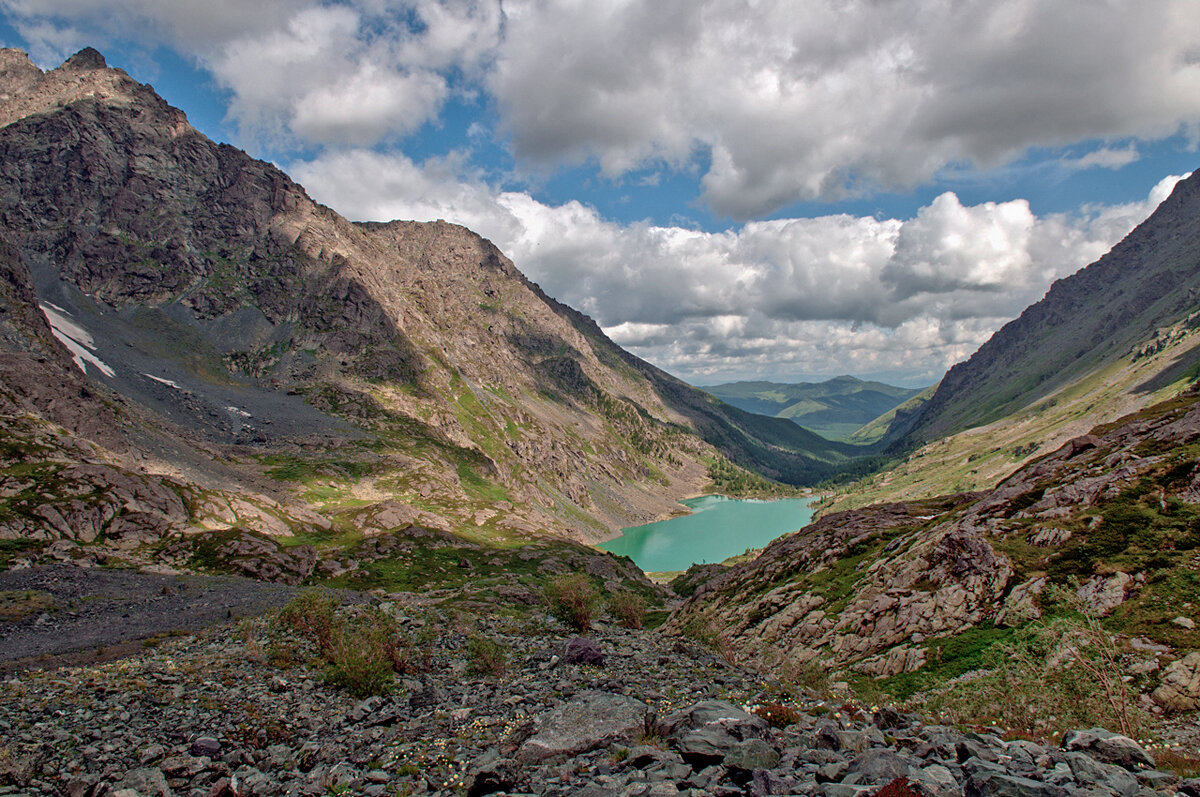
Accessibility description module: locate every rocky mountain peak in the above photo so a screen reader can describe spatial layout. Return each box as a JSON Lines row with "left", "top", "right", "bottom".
{"left": 0, "top": 47, "right": 182, "bottom": 132}
{"left": 60, "top": 46, "right": 108, "bottom": 72}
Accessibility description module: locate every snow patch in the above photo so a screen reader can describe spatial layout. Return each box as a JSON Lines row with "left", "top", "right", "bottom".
{"left": 39, "top": 303, "right": 115, "bottom": 378}
{"left": 226, "top": 406, "right": 252, "bottom": 418}
{"left": 145, "top": 374, "right": 182, "bottom": 389}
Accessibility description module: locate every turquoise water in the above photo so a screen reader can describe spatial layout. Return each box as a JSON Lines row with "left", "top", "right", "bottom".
{"left": 599, "top": 495, "right": 815, "bottom": 572}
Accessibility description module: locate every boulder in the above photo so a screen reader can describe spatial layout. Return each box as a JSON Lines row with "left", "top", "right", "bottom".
{"left": 1064, "top": 751, "right": 1139, "bottom": 797}
{"left": 722, "top": 738, "right": 779, "bottom": 772}
{"left": 116, "top": 767, "right": 171, "bottom": 797}
{"left": 1151, "top": 651, "right": 1200, "bottom": 711}
{"left": 1075, "top": 572, "right": 1139, "bottom": 615}
{"left": 516, "top": 692, "right": 648, "bottom": 763}
{"left": 964, "top": 770, "right": 1068, "bottom": 797}
{"left": 1060, "top": 728, "right": 1154, "bottom": 771}
{"left": 844, "top": 748, "right": 915, "bottom": 785}
{"left": 995, "top": 577, "right": 1047, "bottom": 627}
{"left": 563, "top": 636, "right": 604, "bottom": 666}
{"left": 660, "top": 699, "right": 770, "bottom": 765}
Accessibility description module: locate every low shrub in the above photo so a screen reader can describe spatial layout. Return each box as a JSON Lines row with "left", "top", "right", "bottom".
{"left": 679, "top": 617, "right": 737, "bottom": 665}
{"left": 752, "top": 703, "right": 801, "bottom": 728}
{"left": 323, "top": 608, "right": 400, "bottom": 698}
{"left": 544, "top": 573, "right": 601, "bottom": 633}
{"left": 606, "top": 591, "right": 646, "bottom": 629}
{"left": 274, "top": 591, "right": 400, "bottom": 698}
{"left": 873, "top": 778, "right": 923, "bottom": 797}
{"left": 277, "top": 589, "right": 339, "bottom": 657}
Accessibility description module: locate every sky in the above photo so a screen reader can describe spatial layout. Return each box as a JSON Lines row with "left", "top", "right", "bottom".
{"left": 2, "top": 1, "right": 1199, "bottom": 388}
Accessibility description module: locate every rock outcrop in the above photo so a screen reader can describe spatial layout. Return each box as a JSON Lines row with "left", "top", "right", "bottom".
{"left": 670, "top": 389, "right": 1200, "bottom": 709}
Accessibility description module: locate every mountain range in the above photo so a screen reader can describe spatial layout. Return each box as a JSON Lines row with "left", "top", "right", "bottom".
{"left": 0, "top": 47, "right": 871, "bottom": 564}
{"left": 701, "top": 376, "right": 925, "bottom": 442}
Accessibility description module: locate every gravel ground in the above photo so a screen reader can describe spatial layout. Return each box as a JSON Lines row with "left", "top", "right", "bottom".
{"left": 0, "top": 564, "right": 304, "bottom": 671}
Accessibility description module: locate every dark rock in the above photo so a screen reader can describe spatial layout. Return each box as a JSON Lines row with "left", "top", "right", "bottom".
{"left": 816, "top": 761, "right": 849, "bottom": 782}
{"left": 814, "top": 720, "right": 843, "bottom": 751}
{"left": 911, "top": 764, "right": 961, "bottom": 797}
{"left": 207, "top": 778, "right": 238, "bottom": 797}
{"left": 1064, "top": 751, "right": 1139, "bottom": 797}
{"left": 750, "top": 769, "right": 799, "bottom": 797}
{"left": 959, "top": 735, "right": 1004, "bottom": 763}
{"left": 467, "top": 750, "right": 521, "bottom": 797}
{"left": 190, "top": 737, "right": 222, "bottom": 757}
{"left": 872, "top": 706, "right": 910, "bottom": 730}
{"left": 409, "top": 682, "right": 442, "bottom": 712}
{"left": 117, "top": 767, "right": 171, "bottom": 797}
{"left": 625, "top": 745, "right": 684, "bottom": 770}
{"left": 1060, "top": 728, "right": 1155, "bottom": 771}
{"left": 1178, "top": 778, "right": 1200, "bottom": 797}
{"left": 845, "top": 748, "right": 915, "bottom": 785}
{"left": 1136, "top": 770, "right": 1179, "bottom": 789}
{"left": 723, "top": 738, "right": 780, "bottom": 772}
{"left": 818, "top": 784, "right": 874, "bottom": 797}
{"left": 965, "top": 770, "right": 1069, "bottom": 797}
{"left": 563, "top": 636, "right": 605, "bottom": 666}
{"left": 661, "top": 699, "right": 770, "bottom": 767}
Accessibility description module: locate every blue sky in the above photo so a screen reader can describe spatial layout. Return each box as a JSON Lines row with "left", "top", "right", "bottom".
{"left": 2, "top": 1, "right": 1198, "bottom": 387}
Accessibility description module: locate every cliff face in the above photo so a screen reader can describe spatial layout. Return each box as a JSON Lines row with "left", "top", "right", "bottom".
{"left": 899, "top": 169, "right": 1200, "bottom": 447}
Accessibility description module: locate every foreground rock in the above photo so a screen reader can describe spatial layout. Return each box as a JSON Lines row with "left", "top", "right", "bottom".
{"left": 0, "top": 604, "right": 1184, "bottom": 797}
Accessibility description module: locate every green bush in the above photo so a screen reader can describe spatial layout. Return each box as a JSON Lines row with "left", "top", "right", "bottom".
{"left": 606, "top": 591, "right": 646, "bottom": 629}
{"left": 544, "top": 573, "right": 601, "bottom": 633}
{"left": 323, "top": 609, "right": 400, "bottom": 698}
{"left": 275, "top": 592, "right": 400, "bottom": 698}
{"left": 277, "top": 589, "right": 339, "bottom": 657}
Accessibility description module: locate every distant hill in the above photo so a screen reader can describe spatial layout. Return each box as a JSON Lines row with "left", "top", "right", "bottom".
{"left": 702, "top": 376, "right": 925, "bottom": 441}
{"left": 898, "top": 169, "right": 1200, "bottom": 447}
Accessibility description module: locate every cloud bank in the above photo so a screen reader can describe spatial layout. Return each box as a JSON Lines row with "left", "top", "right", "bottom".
{"left": 9, "top": 0, "right": 1200, "bottom": 217}
{"left": 294, "top": 150, "right": 1186, "bottom": 385}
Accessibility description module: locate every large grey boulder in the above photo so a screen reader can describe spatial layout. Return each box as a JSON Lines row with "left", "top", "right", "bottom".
{"left": 1065, "top": 751, "right": 1139, "bottom": 797}
{"left": 1060, "top": 728, "right": 1155, "bottom": 771}
{"left": 844, "top": 748, "right": 916, "bottom": 786}
{"left": 722, "top": 738, "right": 780, "bottom": 772}
{"left": 516, "top": 692, "right": 648, "bottom": 763}
{"left": 659, "top": 699, "right": 770, "bottom": 764}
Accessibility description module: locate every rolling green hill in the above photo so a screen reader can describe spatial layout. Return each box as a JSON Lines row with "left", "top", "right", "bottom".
{"left": 701, "top": 376, "right": 925, "bottom": 441}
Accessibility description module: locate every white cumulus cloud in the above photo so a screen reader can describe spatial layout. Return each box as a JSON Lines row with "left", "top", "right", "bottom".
{"left": 293, "top": 147, "right": 1188, "bottom": 384}
{"left": 489, "top": 0, "right": 1200, "bottom": 217}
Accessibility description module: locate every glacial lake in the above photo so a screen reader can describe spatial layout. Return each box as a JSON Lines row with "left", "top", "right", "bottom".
{"left": 599, "top": 495, "right": 815, "bottom": 573}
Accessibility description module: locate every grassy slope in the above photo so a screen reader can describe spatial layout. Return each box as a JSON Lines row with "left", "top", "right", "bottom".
{"left": 847, "top": 384, "right": 937, "bottom": 445}
{"left": 821, "top": 327, "right": 1200, "bottom": 515}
